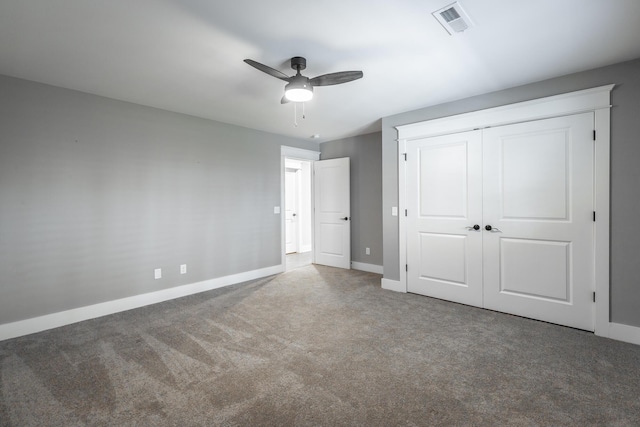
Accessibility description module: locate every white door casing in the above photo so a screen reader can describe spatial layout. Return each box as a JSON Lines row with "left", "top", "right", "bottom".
{"left": 314, "top": 157, "right": 351, "bottom": 269}
{"left": 285, "top": 168, "right": 298, "bottom": 254}
{"left": 405, "top": 113, "right": 595, "bottom": 330}
{"left": 280, "top": 146, "right": 320, "bottom": 270}
{"left": 406, "top": 131, "right": 483, "bottom": 306}
{"left": 298, "top": 162, "right": 313, "bottom": 253}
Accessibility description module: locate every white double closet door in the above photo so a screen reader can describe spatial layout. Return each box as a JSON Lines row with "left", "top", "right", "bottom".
{"left": 406, "top": 113, "right": 595, "bottom": 331}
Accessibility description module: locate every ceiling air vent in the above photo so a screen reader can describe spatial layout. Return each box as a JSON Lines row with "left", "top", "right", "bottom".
{"left": 432, "top": 2, "right": 474, "bottom": 35}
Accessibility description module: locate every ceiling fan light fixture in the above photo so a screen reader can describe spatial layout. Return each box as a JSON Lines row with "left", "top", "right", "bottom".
{"left": 284, "top": 83, "right": 313, "bottom": 102}
{"left": 244, "top": 56, "right": 362, "bottom": 104}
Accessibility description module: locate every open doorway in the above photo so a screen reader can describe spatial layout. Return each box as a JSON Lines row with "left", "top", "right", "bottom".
{"left": 285, "top": 158, "right": 313, "bottom": 271}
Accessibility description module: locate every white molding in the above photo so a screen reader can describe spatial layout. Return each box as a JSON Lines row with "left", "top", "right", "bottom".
{"left": 280, "top": 146, "right": 320, "bottom": 161}
{"left": 382, "top": 278, "right": 405, "bottom": 293}
{"left": 396, "top": 85, "right": 614, "bottom": 336}
{"left": 0, "top": 264, "right": 284, "bottom": 342}
{"left": 398, "top": 139, "right": 407, "bottom": 293}
{"left": 606, "top": 323, "right": 640, "bottom": 346}
{"left": 351, "top": 261, "right": 383, "bottom": 274}
{"left": 396, "top": 84, "right": 615, "bottom": 140}
{"left": 593, "top": 108, "right": 612, "bottom": 337}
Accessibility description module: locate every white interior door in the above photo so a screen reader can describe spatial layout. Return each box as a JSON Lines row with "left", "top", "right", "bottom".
{"left": 285, "top": 168, "right": 298, "bottom": 254}
{"left": 482, "top": 113, "right": 595, "bottom": 330}
{"left": 406, "top": 131, "right": 483, "bottom": 306}
{"left": 314, "top": 157, "right": 350, "bottom": 269}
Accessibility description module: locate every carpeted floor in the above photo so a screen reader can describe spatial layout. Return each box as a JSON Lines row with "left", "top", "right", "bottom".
{"left": 1, "top": 265, "right": 639, "bottom": 426}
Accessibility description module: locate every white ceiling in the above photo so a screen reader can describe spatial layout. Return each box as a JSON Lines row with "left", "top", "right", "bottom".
{"left": 1, "top": 0, "right": 640, "bottom": 143}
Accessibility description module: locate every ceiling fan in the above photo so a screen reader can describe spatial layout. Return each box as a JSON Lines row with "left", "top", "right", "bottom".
{"left": 244, "top": 56, "right": 363, "bottom": 103}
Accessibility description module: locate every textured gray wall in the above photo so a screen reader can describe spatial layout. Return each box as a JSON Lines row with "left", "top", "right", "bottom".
{"left": 0, "top": 75, "right": 317, "bottom": 325}
{"left": 320, "top": 132, "right": 383, "bottom": 267}
{"left": 382, "top": 57, "right": 640, "bottom": 327}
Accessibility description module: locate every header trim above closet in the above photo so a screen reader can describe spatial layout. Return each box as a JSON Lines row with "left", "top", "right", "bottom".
{"left": 396, "top": 84, "right": 614, "bottom": 140}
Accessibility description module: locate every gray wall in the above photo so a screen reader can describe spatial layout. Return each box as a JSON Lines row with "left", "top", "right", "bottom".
{"left": 0, "top": 74, "right": 317, "bottom": 325}
{"left": 321, "top": 132, "right": 383, "bottom": 267}
{"left": 382, "top": 57, "right": 640, "bottom": 327}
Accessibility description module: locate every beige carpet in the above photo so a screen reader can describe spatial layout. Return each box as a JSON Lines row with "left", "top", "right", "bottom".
{"left": 1, "top": 264, "right": 639, "bottom": 426}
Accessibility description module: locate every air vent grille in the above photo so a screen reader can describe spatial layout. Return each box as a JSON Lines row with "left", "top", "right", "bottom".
{"left": 432, "top": 2, "right": 474, "bottom": 35}
{"left": 440, "top": 8, "right": 461, "bottom": 23}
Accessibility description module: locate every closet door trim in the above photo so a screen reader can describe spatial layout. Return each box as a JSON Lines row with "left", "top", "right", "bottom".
{"left": 397, "top": 85, "right": 613, "bottom": 141}
{"left": 396, "top": 84, "right": 613, "bottom": 338}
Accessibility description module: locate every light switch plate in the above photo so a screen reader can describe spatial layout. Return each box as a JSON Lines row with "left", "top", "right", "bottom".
{"left": 274, "top": 206, "right": 281, "bottom": 214}
{"left": 154, "top": 268, "right": 162, "bottom": 279}
{"left": 392, "top": 207, "right": 398, "bottom": 216}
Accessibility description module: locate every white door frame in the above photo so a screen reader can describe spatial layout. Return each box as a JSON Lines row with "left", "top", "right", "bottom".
{"left": 280, "top": 146, "right": 320, "bottom": 268}
{"left": 396, "top": 84, "right": 614, "bottom": 338}
{"left": 284, "top": 166, "right": 300, "bottom": 254}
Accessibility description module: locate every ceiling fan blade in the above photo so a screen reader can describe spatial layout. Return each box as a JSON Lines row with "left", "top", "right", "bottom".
{"left": 309, "top": 71, "right": 363, "bottom": 86}
{"left": 281, "top": 96, "right": 290, "bottom": 104}
{"left": 244, "top": 59, "right": 290, "bottom": 82}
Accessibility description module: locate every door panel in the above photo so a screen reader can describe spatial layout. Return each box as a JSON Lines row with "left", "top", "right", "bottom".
{"left": 407, "top": 131, "right": 483, "bottom": 306}
{"left": 314, "top": 158, "right": 350, "bottom": 269}
{"left": 501, "top": 131, "right": 569, "bottom": 220}
{"left": 418, "top": 142, "right": 469, "bottom": 218}
{"left": 482, "top": 113, "right": 594, "bottom": 330}
{"left": 499, "top": 238, "right": 570, "bottom": 301}
{"left": 419, "top": 233, "right": 468, "bottom": 285}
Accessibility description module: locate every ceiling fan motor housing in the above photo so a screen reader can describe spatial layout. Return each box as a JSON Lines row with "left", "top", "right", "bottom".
{"left": 291, "top": 56, "right": 307, "bottom": 71}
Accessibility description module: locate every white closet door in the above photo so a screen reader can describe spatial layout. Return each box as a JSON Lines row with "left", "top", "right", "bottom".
{"left": 406, "top": 131, "right": 483, "bottom": 306}
{"left": 482, "top": 113, "right": 595, "bottom": 330}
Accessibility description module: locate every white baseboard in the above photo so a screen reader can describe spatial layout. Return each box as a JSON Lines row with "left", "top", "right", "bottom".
{"left": 381, "top": 278, "right": 405, "bottom": 293}
{"left": 603, "top": 322, "right": 640, "bottom": 346}
{"left": 0, "top": 264, "right": 285, "bottom": 342}
{"left": 6, "top": 265, "right": 637, "bottom": 348}
{"left": 351, "top": 261, "right": 383, "bottom": 274}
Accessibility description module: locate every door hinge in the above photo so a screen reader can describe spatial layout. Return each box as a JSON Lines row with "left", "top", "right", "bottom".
{"left": 403, "top": 153, "right": 407, "bottom": 161}
{"left": 593, "top": 292, "right": 596, "bottom": 302}
{"left": 405, "top": 209, "right": 408, "bottom": 217}
{"left": 593, "top": 211, "right": 596, "bottom": 222}
{"left": 593, "top": 130, "right": 596, "bottom": 141}
{"left": 405, "top": 264, "right": 408, "bottom": 272}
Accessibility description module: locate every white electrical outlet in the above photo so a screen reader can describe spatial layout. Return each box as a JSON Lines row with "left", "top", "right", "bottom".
{"left": 274, "top": 206, "right": 281, "bottom": 214}
{"left": 365, "top": 247, "right": 370, "bottom": 255}
{"left": 154, "top": 268, "right": 162, "bottom": 279}
{"left": 180, "top": 264, "right": 187, "bottom": 274}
